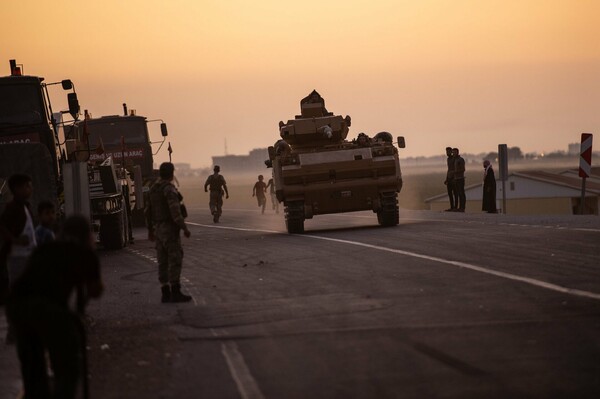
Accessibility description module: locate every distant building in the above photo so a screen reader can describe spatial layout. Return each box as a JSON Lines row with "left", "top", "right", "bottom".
{"left": 174, "top": 162, "right": 191, "bottom": 171}
{"left": 212, "top": 148, "right": 269, "bottom": 173}
{"left": 425, "top": 170, "right": 600, "bottom": 215}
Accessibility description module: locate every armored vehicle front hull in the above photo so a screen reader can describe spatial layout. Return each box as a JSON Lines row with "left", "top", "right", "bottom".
{"left": 272, "top": 143, "right": 403, "bottom": 233}
{"left": 269, "top": 90, "right": 404, "bottom": 233}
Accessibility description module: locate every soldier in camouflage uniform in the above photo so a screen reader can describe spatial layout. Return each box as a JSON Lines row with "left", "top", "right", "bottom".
{"left": 204, "top": 165, "right": 229, "bottom": 223}
{"left": 145, "top": 162, "right": 192, "bottom": 303}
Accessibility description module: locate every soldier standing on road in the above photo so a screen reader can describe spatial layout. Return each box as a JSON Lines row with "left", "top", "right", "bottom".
{"left": 252, "top": 175, "right": 267, "bottom": 215}
{"left": 453, "top": 148, "right": 466, "bottom": 212}
{"left": 443, "top": 147, "right": 458, "bottom": 212}
{"left": 146, "top": 162, "right": 193, "bottom": 303}
{"left": 204, "top": 165, "right": 229, "bottom": 223}
{"left": 265, "top": 177, "right": 279, "bottom": 214}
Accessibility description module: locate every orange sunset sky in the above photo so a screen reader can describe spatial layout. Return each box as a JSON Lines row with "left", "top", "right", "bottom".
{"left": 2, "top": 0, "right": 599, "bottom": 168}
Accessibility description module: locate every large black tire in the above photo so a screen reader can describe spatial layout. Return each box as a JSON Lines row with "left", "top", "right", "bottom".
{"left": 285, "top": 201, "right": 305, "bottom": 234}
{"left": 377, "top": 192, "right": 399, "bottom": 227}
{"left": 100, "top": 208, "right": 128, "bottom": 250}
{"left": 130, "top": 208, "right": 145, "bottom": 227}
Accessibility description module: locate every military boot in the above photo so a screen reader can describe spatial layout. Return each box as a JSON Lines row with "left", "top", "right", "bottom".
{"left": 170, "top": 283, "right": 192, "bottom": 303}
{"left": 161, "top": 284, "right": 171, "bottom": 303}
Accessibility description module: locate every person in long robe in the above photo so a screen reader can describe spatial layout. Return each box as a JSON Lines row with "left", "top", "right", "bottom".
{"left": 482, "top": 160, "right": 497, "bottom": 213}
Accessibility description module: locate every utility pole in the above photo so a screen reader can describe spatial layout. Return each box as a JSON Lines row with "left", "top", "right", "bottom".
{"left": 498, "top": 144, "right": 508, "bottom": 214}
{"left": 578, "top": 133, "right": 593, "bottom": 215}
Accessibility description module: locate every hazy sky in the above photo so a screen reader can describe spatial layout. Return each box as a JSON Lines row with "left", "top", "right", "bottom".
{"left": 2, "top": 0, "right": 599, "bottom": 167}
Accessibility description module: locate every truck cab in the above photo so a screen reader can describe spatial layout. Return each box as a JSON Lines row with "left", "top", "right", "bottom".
{"left": 66, "top": 106, "right": 169, "bottom": 228}
{"left": 0, "top": 60, "right": 79, "bottom": 213}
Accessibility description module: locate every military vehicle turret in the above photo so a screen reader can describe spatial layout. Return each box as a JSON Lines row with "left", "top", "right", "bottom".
{"left": 266, "top": 90, "right": 405, "bottom": 233}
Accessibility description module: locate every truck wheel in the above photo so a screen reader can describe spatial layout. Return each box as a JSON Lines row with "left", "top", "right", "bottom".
{"left": 100, "top": 209, "right": 127, "bottom": 249}
{"left": 130, "top": 206, "right": 146, "bottom": 227}
{"left": 285, "top": 201, "right": 305, "bottom": 234}
{"left": 377, "top": 192, "right": 399, "bottom": 227}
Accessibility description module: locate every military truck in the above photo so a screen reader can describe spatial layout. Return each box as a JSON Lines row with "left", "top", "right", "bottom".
{"left": 0, "top": 59, "right": 133, "bottom": 249}
{"left": 0, "top": 59, "right": 80, "bottom": 215}
{"left": 66, "top": 104, "right": 169, "bottom": 225}
{"left": 266, "top": 90, "right": 405, "bottom": 233}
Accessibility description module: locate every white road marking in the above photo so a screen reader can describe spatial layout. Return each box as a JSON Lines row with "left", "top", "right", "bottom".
{"left": 187, "top": 222, "right": 278, "bottom": 234}
{"left": 188, "top": 207, "right": 600, "bottom": 232}
{"left": 186, "top": 222, "right": 600, "bottom": 301}
{"left": 219, "top": 340, "right": 266, "bottom": 399}
{"left": 127, "top": 248, "right": 261, "bottom": 396}
{"left": 301, "top": 234, "right": 600, "bottom": 301}
{"left": 202, "top": 307, "right": 264, "bottom": 398}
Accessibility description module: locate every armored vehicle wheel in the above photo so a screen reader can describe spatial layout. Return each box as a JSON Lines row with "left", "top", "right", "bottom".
{"left": 100, "top": 208, "right": 128, "bottom": 249}
{"left": 286, "top": 218, "right": 304, "bottom": 234}
{"left": 377, "top": 192, "right": 399, "bottom": 227}
{"left": 285, "top": 201, "right": 305, "bottom": 234}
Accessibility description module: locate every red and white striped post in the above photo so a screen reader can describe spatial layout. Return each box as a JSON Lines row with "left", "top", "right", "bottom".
{"left": 578, "top": 133, "right": 593, "bottom": 215}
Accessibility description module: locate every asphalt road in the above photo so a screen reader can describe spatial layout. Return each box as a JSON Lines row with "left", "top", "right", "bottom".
{"left": 2, "top": 207, "right": 600, "bottom": 398}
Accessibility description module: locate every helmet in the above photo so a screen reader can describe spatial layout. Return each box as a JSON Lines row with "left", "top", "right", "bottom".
{"left": 373, "top": 132, "right": 392, "bottom": 143}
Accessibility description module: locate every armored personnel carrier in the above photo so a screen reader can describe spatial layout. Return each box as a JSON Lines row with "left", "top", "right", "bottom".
{"left": 266, "top": 90, "right": 405, "bottom": 233}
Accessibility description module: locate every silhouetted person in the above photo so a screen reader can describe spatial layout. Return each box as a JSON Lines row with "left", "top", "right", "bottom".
{"left": 252, "top": 175, "right": 267, "bottom": 214}
{"left": 0, "top": 174, "right": 37, "bottom": 289}
{"left": 443, "top": 147, "right": 458, "bottom": 211}
{"left": 482, "top": 160, "right": 497, "bottom": 213}
{"left": 453, "top": 148, "right": 466, "bottom": 212}
{"left": 6, "top": 215, "right": 103, "bottom": 399}
{"left": 204, "top": 165, "right": 229, "bottom": 223}
{"left": 356, "top": 132, "right": 371, "bottom": 147}
{"left": 0, "top": 174, "right": 36, "bottom": 342}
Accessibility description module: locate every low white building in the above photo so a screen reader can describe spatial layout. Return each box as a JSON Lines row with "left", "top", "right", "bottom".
{"left": 425, "top": 170, "right": 600, "bottom": 215}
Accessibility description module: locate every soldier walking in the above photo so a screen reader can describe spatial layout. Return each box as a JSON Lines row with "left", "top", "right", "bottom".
{"left": 204, "top": 165, "right": 229, "bottom": 223}
{"left": 145, "top": 162, "right": 192, "bottom": 303}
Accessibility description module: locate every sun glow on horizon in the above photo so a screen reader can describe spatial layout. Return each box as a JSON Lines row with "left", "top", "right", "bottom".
{"left": 2, "top": 0, "right": 599, "bottom": 167}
